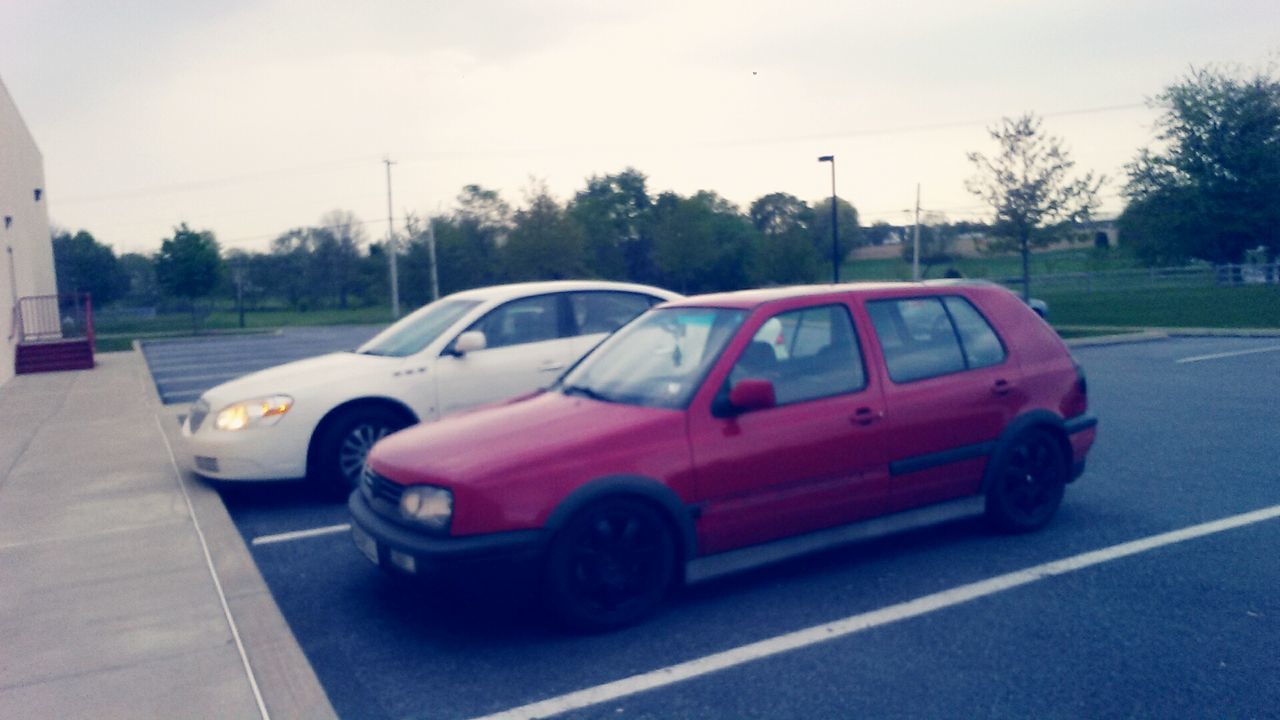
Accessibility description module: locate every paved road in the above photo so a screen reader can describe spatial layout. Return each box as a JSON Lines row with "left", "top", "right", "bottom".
{"left": 139, "top": 325, "right": 386, "bottom": 404}
{"left": 205, "top": 336, "right": 1280, "bottom": 719}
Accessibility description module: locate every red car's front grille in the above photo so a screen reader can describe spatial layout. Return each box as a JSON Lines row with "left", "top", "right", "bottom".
{"left": 362, "top": 466, "right": 405, "bottom": 517}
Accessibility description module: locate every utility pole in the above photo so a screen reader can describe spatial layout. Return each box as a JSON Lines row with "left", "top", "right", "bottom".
{"left": 912, "top": 184, "right": 922, "bottom": 281}
{"left": 818, "top": 155, "right": 838, "bottom": 283}
{"left": 426, "top": 216, "right": 440, "bottom": 302}
{"left": 384, "top": 157, "right": 400, "bottom": 318}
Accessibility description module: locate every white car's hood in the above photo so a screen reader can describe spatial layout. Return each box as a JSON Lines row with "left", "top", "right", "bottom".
{"left": 198, "top": 351, "right": 397, "bottom": 408}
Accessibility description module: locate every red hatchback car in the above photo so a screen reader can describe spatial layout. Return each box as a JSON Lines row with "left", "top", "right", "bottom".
{"left": 350, "top": 281, "right": 1097, "bottom": 630}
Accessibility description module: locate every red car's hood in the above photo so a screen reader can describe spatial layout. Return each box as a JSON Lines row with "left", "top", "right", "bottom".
{"left": 368, "top": 390, "right": 683, "bottom": 488}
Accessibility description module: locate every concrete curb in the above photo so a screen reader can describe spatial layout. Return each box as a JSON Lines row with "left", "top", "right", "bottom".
{"left": 1063, "top": 331, "right": 1169, "bottom": 348}
{"left": 143, "top": 349, "right": 338, "bottom": 720}
{"left": 1060, "top": 327, "right": 1280, "bottom": 348}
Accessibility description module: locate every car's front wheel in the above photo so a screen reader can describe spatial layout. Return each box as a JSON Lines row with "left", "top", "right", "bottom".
{"left": 542, "top": 497, "right": 677, "bottom": 632}
{"left": 314, "top": 406, "right": 411, "bottom": 497}
{"left": 985, "top": 428, "right": 1067, "bottom": 533}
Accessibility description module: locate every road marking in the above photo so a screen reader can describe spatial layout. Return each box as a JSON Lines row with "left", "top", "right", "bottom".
{"left": 1176, "top": 345, "right": 1280, "bottom": 364}
{"left": 156, "top": 415, "right": 272, "bottom": 720}
{"left": 251, "top": 523, "right": 352, "bottom": 546}
{"left": 471, "top": 503, "right": 1280, "bottom": 720}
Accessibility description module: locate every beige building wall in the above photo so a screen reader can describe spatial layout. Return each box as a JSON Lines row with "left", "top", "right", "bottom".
{"left": 1, "top": 76, "right": 58, "bottom": 387}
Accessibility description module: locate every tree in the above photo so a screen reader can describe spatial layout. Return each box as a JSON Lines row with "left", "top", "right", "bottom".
{"left": 749, "top": 192, "right": 813, "bottom": 237}
{"left": 863, "top": 221, "right": 897, "bottom": 246}
{"left": 899, "top": 212, "right": 956, "bottom": 278}
{"left": 568, "top": 169, "right": 657, "bottom": 282}
{"left": 118, "top": 252, "right": 158, "bottom": 305}
{"left": 652, "top": 191, "right": 756, "bottom": 293}
{"left": 269, "top": 228, "right": 313, "bottom": 309}
{"left": 51, "top": 229, "right": 128, "bottom": 304}
{"left": 966, "top": 113, "right": 1102, "bottom": 300}
{"left": 503, "top": 185, "right": 588, "bottom": 280}
{"left": 1121, "top": 65, "right": 1280, "bottom": 264}
{"left": 749, "top": 193, "right": 818, "bottom": 284}
{"left": 809, "top": 197, "right": 860, "bottom": 277}
{"left": 318, "top": 210, "right": 365, "bottom": 308}
{"left": 439, "top": 185, "right": 509, "bottom": 289}
{"left": 155, "top": 223, "right": 222, "bottom": 331}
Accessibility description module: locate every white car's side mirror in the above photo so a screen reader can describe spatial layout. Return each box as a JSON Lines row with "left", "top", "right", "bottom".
{"left": 452, "top": 331, "right": 487, "bottom": 355}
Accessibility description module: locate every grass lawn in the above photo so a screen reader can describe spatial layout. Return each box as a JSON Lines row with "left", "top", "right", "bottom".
{"left": 841, "top": 246, "right": 1280, "bottom": 330}
{"left": 841, "top": 246, "right": 1142, "bottom": 282}
{"left": 1039, "top": 285, "right": 1280, "bottom": 328}
{"left": 89, "top": 248, "right": 1279, "bottom": 354}
{"left": 95, "top": 305, "right": 393, "bottom": 335}
{"left": 93, "top": 305, "right": 395, "bottom": 353}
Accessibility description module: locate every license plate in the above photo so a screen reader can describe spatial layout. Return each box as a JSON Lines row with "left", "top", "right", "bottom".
{"left": 351, "top": 524, "right": 379, "bottom": 565}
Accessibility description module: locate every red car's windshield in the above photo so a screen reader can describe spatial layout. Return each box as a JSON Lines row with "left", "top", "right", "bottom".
{"left": 559, "top": 307, "right": 746, "bottom": 409}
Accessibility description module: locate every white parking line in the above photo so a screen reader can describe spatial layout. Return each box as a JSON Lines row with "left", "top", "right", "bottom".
{"left": 251, "top": 523, "right": 352, "bottom": 546}
{"left": 1176, "top": 345, "right": 1280, "bottom": 364}
{"left": 470, "top": 503, "right": 1280, "bottom": 720}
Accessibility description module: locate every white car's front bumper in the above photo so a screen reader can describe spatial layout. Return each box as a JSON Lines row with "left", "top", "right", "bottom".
{"left": 180, "top": 412, "right": 311, "bottom": 481}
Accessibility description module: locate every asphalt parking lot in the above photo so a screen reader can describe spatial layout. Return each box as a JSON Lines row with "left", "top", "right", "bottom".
{"left": 140, "top": 325, "right": 385, "bottom": 405}
{"left": 159, "top": 335, "right": 1280, "bottom": 719}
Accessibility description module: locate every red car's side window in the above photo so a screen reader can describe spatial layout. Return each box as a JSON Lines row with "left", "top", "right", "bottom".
{"left": 727, "top": 304, "right": 866, "bottom": 406}
{"left": 866, "top": 297, "right": 967, "bottom": 383}
{"left": 942, "top": 296, "right": 1007, "bottom": 369}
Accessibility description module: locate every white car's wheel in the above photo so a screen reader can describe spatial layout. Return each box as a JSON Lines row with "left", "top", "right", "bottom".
{"left": 315, "top": 406, "right": 411, "bottom": 496}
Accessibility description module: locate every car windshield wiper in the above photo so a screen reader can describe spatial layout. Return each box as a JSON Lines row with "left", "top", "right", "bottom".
{"left": 562, "top": 384, "right": 612, "bottom": 403}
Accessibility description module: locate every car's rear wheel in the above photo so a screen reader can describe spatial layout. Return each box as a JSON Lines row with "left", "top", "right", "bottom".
{"left": 314, "top": 406, "right": 411, "bottom": 497}
{"left": 985, "top": 428, "right": 1067, "bottom": 533}
{"left": 542, "top": 497, "right": 677, "bottom": 632}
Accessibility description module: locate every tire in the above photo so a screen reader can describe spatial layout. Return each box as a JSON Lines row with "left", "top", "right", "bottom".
{"left": 314, "top": 406, "right": 411, "bottom": 497}
{"left": 542, "top": 497, "right": 677, "bottom": 632}
{"left": 985, "top": 428, "right": 1068, "bottom": 533}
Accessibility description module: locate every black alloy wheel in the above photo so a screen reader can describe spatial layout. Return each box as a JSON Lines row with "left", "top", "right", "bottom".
{"left": 986, "top": 429, "right": 1068, "bottom": 533}
{"left": 543, "top": 498, "right": 677, "bottom": 632}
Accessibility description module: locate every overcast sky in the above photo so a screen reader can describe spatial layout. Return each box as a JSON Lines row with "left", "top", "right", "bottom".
{"left": 3, "top": 1, "right": 1277, "bottom": 255}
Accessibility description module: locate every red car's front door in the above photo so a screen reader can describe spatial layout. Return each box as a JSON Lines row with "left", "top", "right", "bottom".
{"left": 686, "top": 302, "right": 890, "bottom": 555}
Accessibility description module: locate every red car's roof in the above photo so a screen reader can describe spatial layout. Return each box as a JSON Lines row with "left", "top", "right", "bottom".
{"left": 658, "top": 280, "right": 1001, "bottom": 310}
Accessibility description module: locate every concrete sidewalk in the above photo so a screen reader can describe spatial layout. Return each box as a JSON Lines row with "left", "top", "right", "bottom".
{"left": 0, "top": 352, "right": 334, "bottom": 719}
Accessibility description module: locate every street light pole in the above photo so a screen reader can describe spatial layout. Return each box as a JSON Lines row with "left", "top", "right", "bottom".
{"left": 818, "top": 155, "right": 838, "bottom": 283}
{"left": 384, "top": 157, "right": 400, "bottom": 318}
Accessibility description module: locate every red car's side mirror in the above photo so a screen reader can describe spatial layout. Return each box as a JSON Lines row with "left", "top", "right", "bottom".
{"left": 728, "top": 379, "right": 776, "bottom": 413}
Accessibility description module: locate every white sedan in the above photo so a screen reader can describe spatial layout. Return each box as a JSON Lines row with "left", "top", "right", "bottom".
{"left": 180, "top": 280, "right": 679, "bottom": 493}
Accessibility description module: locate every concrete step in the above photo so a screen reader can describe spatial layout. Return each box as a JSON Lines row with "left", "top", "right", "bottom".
{"left": 15, "top": 340, "right": 95, "bottom": 374}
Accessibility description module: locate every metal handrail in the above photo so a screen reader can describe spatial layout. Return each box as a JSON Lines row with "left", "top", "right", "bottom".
{"left": 15, "top": 293, "right": 95, "bottom": 345}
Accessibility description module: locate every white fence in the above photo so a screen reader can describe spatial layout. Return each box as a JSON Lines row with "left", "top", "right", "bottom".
{"left": 995, "top": 263, "right": 1280, "bottom": 293}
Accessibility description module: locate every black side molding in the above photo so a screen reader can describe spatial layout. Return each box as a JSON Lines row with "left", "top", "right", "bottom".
{"left": 1064, "top": 415, "right": 1098, "bottom": 434}
{"left": 889, "top": 441, "right": 996, "bottom": 477}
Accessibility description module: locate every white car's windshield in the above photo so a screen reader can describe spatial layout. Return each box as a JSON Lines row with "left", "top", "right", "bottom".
{"left": 357, "top": 298, "right": 481, "bottom": 357}
{"left": 559, "top": 307, "right": 746, "bottom": 409}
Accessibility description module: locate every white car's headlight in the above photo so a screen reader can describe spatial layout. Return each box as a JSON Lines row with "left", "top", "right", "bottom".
{"left": 399, "top": 485, "right": 453, "bottom": 531}
{"left": 213, "top": 395, "right": 293, "bottom": 431}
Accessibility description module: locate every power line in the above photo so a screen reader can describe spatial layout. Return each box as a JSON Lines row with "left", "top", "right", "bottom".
{"left": 55, "top": 155, "right": 384, "bottom": 206}
{"left": 60, "top": 101, "right": 1152, "bottom": 209}
{"left": 707, "top": 103, "right": 1150, "bottom": 148}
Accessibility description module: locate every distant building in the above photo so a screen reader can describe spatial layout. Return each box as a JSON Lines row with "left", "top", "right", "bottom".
{"left": 1, "top": 76, "right": 58, "bottom": 386}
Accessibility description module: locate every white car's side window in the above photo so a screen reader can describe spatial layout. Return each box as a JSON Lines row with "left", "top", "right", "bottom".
{"left": 468, "top": 294, "right": 563, "bottom": 349}
{"left": 569, "top": 292, "right": 656, "bottom": 336}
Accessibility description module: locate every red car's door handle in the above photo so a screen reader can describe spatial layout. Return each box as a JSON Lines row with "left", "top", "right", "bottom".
{"left": 992, "top": 379, "right": 1013, "bottom": 395}
{"left": 852, "top": 407, "right": 883, "bottom": 425}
